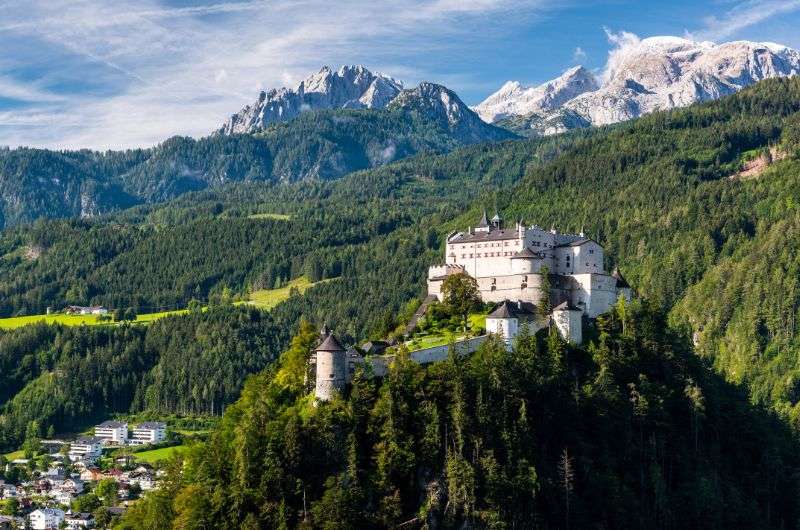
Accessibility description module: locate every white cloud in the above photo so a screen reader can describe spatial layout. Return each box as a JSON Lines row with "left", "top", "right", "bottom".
{"left": 572, "top": 46, "right": 587, "bottom": 63}
{"left": 0, "top": 0, "right": 549, "bottom": 150}
{"left": 601, "top": 28, "right": 641, "bottom": 83}
{"left": 689, "top": 0, "right": 800, "bottom": 41}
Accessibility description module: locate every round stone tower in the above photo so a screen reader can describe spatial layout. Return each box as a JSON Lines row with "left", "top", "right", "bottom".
{"left": 314, "top": 331, "right": 347, "bottom": 402}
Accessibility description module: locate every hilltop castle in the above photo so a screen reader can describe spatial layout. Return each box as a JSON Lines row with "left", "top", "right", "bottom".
{"left": 310, "top": 212, "right": 633, "bottom": 402}
{"left": 427, "top": 211, "right": 631, "bottom": 317}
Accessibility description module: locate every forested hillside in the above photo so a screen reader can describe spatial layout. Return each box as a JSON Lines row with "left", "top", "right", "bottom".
{"left": 119, "top": 303, "right": 800, "bottom": 529}
{"left": 0, "top": 306, "right": 287, "bottom": 451}
{"left": 0, "top": 107, "right": 514, "bottom": 228}
{"left": 0, "top": 134, "right": 572, "bottom": 316}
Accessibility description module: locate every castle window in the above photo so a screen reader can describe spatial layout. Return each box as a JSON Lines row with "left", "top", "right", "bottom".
{"left": 462, "top": 254, "right": 466, "bottom": 259}
{"left": 589, "top": 249, "right": 594, "bottom": 254}
{"left": 469, "top": 254, "right": 473, "bottom": 258}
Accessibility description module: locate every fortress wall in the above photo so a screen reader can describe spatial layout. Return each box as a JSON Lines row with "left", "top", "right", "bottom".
{"left": 365, "top": 336, "right": 488, "bottom": 378}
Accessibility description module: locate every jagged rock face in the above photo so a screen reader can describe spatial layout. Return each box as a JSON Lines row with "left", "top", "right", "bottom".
{"left": 219, "top": 65, "right": 402, "bottom": 134}
{"left": 473, "top": 66, "right": 598, "bottom": 122}
{"left": 478, "top": 37, "right": 800, "bottom": 136}
{"left": 389, "top": 82, "right": 516, "bottom": 143}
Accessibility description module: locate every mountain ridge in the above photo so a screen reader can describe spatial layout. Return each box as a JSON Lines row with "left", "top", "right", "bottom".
{"left": 218, "top": 65, "right": 403, "bottom": 135}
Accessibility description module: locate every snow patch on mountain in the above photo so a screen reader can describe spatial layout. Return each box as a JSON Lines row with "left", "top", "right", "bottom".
{"left": 477, "top": 36, "right": 800, "bottom": 136}
{"left": 473, "top": 66, "right": 598, "bottom": 123}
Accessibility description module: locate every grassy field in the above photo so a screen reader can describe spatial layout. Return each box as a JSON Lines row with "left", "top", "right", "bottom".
{"left": 133, "top": 445, "right": 188, "bottom": 463}
{"left": 134, "top": 309, "right": 189, "bottom": 323}
{"left": 0, "top": 276, "right": 331, "bottom": 331}
{"left": 247, "top": 212, "right": 291, "bottom": 221}
{"left": 0, "top": 308, "right": 190, "bottom": 330}
{"left": 243, "top": 276, "right": 329, "bottom": 310}
{"left": 0, "top": 313, "right": 104, "bottom": 329}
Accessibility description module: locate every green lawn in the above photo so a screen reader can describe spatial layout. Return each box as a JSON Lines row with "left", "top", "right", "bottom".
{"left": 406, "top": 310, "right": 488, "bottom": 352}
{"left": 3, "top": 449, "right": 24, "bottom": 460}
{"left": 0, "top": 276, "right": 331, "bottom": 331}
{"left": 133, "top": 445, "right": 188, "bottom": 463}
{"left": 247, "top": 212, "right": 292, "bottom": 221}
{"left": 134, "top": 309, "right": 189, "bottom": 323}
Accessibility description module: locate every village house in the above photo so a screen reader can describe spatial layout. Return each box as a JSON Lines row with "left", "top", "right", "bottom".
{"left": 29, "top": 508, "right": 65, "bottom": 530}
{"left": 127, "top": 468, "right": 156, "bottom": 491}
{"left": 79, "top": 468, "right": 103, "bottom": 482}
{"left": 129, "top": 422, "right": 167, "bottom": 445}
{"left": 1, "top": 483, "right": 17, "bottom": 499}
{"left": 64, "top": 306, "right": 108, "bottom": 315}
{"left": 64, "top": 511, "right": 95, "bottom": 529}
{"left": 94, "top": 421, "right": 128, "bottom": 445}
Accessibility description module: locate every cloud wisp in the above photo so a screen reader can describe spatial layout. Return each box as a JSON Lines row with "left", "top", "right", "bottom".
{"left": 0, "top": 0, "right": 547, "bottom": 150}
{"left": 689, "top": 0, "right": 800, "bottom": 42}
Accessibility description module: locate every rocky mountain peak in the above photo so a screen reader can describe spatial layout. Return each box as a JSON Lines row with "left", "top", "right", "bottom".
{"left": 390, "top": 82, "right": 516, "bottom": 143}
{"left": 218, "top": 65, "right": 403, "bottom": 135}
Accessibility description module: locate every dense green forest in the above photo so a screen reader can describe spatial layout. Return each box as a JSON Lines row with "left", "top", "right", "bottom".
{"left": 0, "top": 306, "right": 287, "bottom": 451}
{"left": 118, "top": 302, "right": 800, "bottom": 529}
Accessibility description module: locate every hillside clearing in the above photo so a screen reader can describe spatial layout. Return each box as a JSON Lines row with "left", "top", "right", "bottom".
{"left": 243, "top": 276, "right": 333, "bottom": 310}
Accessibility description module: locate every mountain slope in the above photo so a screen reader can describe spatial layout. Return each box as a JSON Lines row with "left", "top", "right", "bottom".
{"left": 219, "top": 65, "right": 403, "bottom": 135}
{"left": 481, "top": 37, "right": 800, "bottom": 136}
{"left": 389, "top": 82, "right": 516, "bottom": 143}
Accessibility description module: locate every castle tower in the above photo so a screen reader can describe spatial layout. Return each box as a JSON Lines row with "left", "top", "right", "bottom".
{"left": 486, "top": 300, "right": 520, "bottom": 350}
{"left": 314, "top": 331, "right": 347, "bottom": 402}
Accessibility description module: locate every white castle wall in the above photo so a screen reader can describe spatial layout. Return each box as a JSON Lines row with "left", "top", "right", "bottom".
{"left": 570, "top": 273, "right": 619, "bottom": 318}
{"left": 475, "top": 273, "right": 546, "bottom": 304}
{"left": 487, "top": 316, "right": 547, "bottom": 349}
{"left": 553, "top": 309, "right": 582, "bottom": 344}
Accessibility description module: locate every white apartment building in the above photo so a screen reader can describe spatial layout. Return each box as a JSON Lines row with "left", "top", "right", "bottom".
{"left": 29, "top": 508, "right": 65, "bottom": 530}
{"left": 130, "top": 422, "right": 167, "bottom": 445}
{"left": 68, "top": 436, "right": 104, "bottom": 463}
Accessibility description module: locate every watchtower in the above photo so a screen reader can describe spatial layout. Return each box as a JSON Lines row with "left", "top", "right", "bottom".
{"left": 314, "top": 330, "right": 347, "bottom": 401}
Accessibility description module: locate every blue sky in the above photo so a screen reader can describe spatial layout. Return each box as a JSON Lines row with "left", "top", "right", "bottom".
{"left": 1, "top": 0, "right": 799, "bottom": 150}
